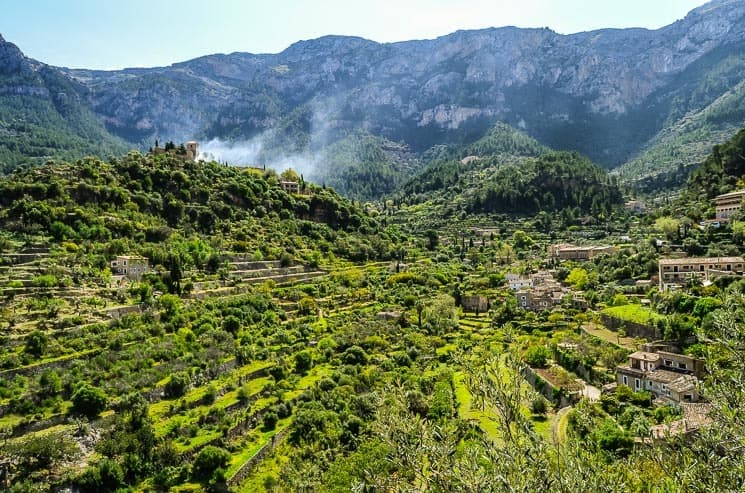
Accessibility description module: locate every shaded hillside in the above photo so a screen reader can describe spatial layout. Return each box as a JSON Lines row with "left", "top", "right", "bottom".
{"left": 0, "top": 35, "right": 128, "bottom": 172}
{"left": 614, "top": 42, "right": 745, "bottom": 190}
{"left": 402, "top": 123, "right": 549, "bottom": 196}
{"left": 683, "top": 125, "right": 745, "bottom": 202}
{"left": 399, "top": 124, "right": 621, "bottom": 217}
{"left": 313, "top": 132, "right": 421, "bottom": 201}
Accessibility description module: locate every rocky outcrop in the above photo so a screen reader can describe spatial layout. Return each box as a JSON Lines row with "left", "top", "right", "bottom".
{"left": 3, "top": 1, "right": 745, "bottom": 176}
{"left": 53, "top": 1, "right": 745, "bottom": 167}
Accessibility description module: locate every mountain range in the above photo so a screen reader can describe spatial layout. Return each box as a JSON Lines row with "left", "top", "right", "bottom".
{"left": 2, "top": 0, "right": 745, "bottom": 196}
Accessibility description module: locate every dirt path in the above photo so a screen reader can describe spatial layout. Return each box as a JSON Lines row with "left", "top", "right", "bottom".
{"left": 550, "top": 406, "right": 572, "bottom": 443}
{"left": 578, "top": 380, "right": 601, "bottom": 401}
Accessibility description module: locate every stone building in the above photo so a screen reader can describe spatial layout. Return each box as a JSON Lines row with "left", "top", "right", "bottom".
{"left": 280, "top": 180, "right": 300, "bottom": 194}
{"left": 461, "top": 295, "right": 488, "bottom": 314}
{"left": 658, "top": 256, "right": 744, "bottom": 289}
{"left": 514, "top": 270, "right": 567, "bottom": 311}
{"left": 185, "top": 141, "right": 199, "bottom": 161}
{"left": 549, "top": 243, "right": 616, "bottom": 261}
{"left": 506, "top": 273, "right": 533, "bottom": 291}
{"left": 616, "top": 349, "right": 703, "bottom": 403}
{"left": 111, "top": 255, "right": 150, "bottom": 280}
{"left": 714, "top": 189, "right": 745, "bottom": 222}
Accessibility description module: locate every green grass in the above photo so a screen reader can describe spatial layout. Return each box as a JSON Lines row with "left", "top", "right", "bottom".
{"left": 225, "top": 418, "right": 291, "bottom": 478}
{"left": 149, "top": 360, "right": 273, "bottom": 420}
{"left": 582, "top": 323, "right": 638, "bottom": 350}
{"left": 153, "top": 377, "right": 272, "bottom": 437}
{"left": 531, "top": 414, "right": 551, "bottom": 438}
{"left": 281, "top": 364, "right": 331, "bottom": 400}
{"left": 453, "top": 371, "right": 501, "bottom": 441}
{"left": 235, "top": 442, "right": 290, "bottom": 493}
{"left": 0, "top": 413, "right": 27, "bottom": 429}
{"left": 174, "top": 428, "right": 223, "bottom": 454}
{"left": 601, "top": 304, "right": 664, "bottom": 325}
{"left": 436, "top": 343, "right": 457, "bottom": 356}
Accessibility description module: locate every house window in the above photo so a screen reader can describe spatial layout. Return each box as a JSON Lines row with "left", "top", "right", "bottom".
{"left": 665, "top": 360, "right": 673, "bottom": 367}
{"left": 622, "top": 376, "right": 628, "bottom": 385}
{"left": 634, "top": 378, "right": 640, "bottom": 390}
{"left": 684, "top": 394, "right": 693, "bottom": 402}
{"left": 678, "top": 362, "right": 687, "bottom": 369}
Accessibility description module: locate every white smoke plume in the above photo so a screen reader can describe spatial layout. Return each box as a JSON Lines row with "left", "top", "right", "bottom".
{"left": 199, "top": 135, "right": 322, "bottom": 180}
{"left": 196, "top": 98, "right": 347, "bottom": 183}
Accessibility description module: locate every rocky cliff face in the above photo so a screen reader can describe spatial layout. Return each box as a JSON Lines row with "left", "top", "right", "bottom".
{"left": 2, "top": 0, "right": 745, "bottom": 176}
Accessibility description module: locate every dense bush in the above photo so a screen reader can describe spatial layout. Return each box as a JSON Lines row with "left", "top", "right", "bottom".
{"left": 71, "top": 384, "right": 108, "bottom": 418}
{"left": 191, "top": 446, "right": 231, "bottom": 482}
{"left": 524, "top": 345, "right": 551, "bottom": 368}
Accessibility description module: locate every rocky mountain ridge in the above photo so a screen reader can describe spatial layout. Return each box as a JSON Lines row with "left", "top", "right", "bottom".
{"left": 1, "top": 0, "right": 745, "bottom": 188}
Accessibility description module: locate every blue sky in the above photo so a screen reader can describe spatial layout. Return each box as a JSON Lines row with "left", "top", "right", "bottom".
{"left": 0, "top": 0, "right": 707, "bottom": 70}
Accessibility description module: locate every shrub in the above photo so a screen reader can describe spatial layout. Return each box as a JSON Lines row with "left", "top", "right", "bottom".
{"left": 164, "top": 371, "right": 191, "bottom": 398}
{"left": 262, "top": 411, "right": 279, "bottom": 431}
{"left": 237, "top": 384, "right": 251, "bottom": 402}
{"left": 524, "top": 345, "right": 551, "bottom": 368}
{"left": 342, "top": 345, "right": 368, "bottom": 365}
{"left": 71, "top": 384, "right": 108, "bottom": 418}
{"left": 592, "top": 419, "right": 634, "bottom": 457}
{"left": 294, "top": 350, "right": 313, "bottom": 374}
{"left": 279, "top": 252, "right": 293, "bottom": 267}
{"left": 191, "top": 446, "right": 231, "bottom": 482}
{"left": 24, "top": 330, "right": 48, "bottom": 358}
{"left": 531, "top": 396, "right": 548, "bottom": 415}
{"left": 222, "top": 315, "right": 241, "bottom": 334}
{"left": 77, "top": 459, "right": 125, "bottom": 492}
{"left": 31, "top": 274, "right": 58, "bottom": 288}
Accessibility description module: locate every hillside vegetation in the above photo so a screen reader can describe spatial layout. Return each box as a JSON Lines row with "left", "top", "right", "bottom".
{"left": 400, "top": 124, "right": 622, "bottom": 219}
{"left": 683, "top": 126, "right": 745, "bottom": 203}
{"left": 0, "top": 132, "right": 745, "bottom": 491}
{"left": 0, "top": 152, "right": 391, "bottom": 262}
{"left": 0, "top": 69, "right": 129, "bottom": 173}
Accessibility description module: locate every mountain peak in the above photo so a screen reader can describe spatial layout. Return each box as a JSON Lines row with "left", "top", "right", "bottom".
{"left": 281, "top": 35, "right": 378, "bottom": 59}
{"left": 0, "top": 34, "right": 26, "bottom": 75}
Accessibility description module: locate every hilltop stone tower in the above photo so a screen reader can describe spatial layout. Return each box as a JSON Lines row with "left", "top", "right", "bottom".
{"left": 185, "top": 141, "right": 199, "bottom": 161}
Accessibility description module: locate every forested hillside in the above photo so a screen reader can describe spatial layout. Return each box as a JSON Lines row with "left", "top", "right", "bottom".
{"left": 400, "top": 124, "right": 621, "bottom": 219}
{"left": 0, "top": 36, "right": 128, "bottom": 172}
{"left": 682, "top": 126, "right": 745, "bottom": 204}
{"left": 1, "top": 133, "right": 745, "bottom": 491}
{"left": 0, "top": 152, "right": 392, "bottom": 263}
{"left": 4, "top": 1, "right": 745, "bottom": 198}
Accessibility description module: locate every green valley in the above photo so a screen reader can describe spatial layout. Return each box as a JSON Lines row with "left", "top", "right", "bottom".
{"left": 0, "top": 126, "right": 745, "bottom": 491}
